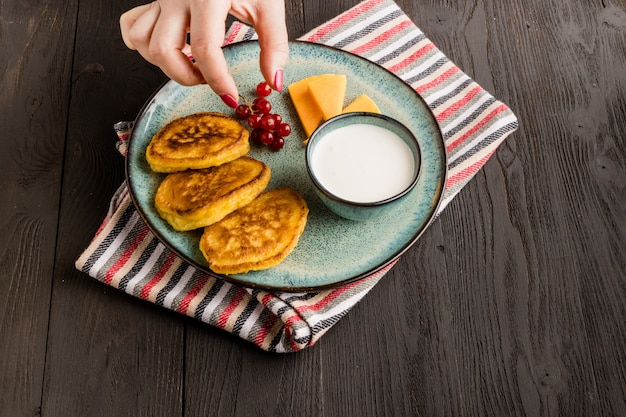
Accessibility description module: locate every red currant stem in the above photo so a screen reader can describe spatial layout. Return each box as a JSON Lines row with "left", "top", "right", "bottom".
{"left": 239, "top": 95, "right": 252, "bottom": 107}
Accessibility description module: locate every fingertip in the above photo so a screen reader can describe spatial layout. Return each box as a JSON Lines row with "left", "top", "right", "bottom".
{"left": 220, "top": 93, "right": 239, "bottom": 108}
{"left": 189, "top": 43, "right": 239, "bottom": 106}
{"left": 258, "top": 44, "right": 288, "bottom": 90}
{"left": 257, "top": 29, "right": 289, "bottom": 91}
{"left": 274, "top": 69, "right": 284, "bottom": 92}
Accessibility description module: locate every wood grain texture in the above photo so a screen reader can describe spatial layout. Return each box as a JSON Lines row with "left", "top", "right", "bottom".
{"left": 184, "top": 323, "right": 325, "bottom": 417}
{"left": 416, "top": 1, "right": 625, "bottom": 416}
{"left": 39, "top": 1, "right": 182, "bottom": 416}
{"left": 0, "top": 1, "right": 78, "bottom": 415}
{"left": 0, "top": 0, "right": 624, "bottom": 416}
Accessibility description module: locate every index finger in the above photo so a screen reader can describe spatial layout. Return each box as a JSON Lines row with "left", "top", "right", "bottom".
{"left": 188, "top": 1, "right": 239, "bottom": 105}
{"left": 250, "top": 1, "right": 289, "bottom": 91}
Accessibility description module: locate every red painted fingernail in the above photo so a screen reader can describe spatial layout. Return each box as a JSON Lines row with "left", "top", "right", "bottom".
{"left": 274, "top": 69, "right": 284, "bottom": 92}
{"left": 220, "top": 94, "right": 238, "bottom": 108}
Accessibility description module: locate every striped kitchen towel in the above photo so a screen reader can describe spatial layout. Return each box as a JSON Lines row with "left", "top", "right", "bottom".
{"left": 76, "top": 0, "right": 518, "bottom": 353}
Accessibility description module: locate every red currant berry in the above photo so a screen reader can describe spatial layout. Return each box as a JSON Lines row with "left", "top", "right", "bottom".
{"left": 256, "top": 81, "right": 272, "bottom": 97}
{"left": 276, "top": 122, "right": 291, "bottom": 137}
{"left": 250, "top": 128, "right": 264, "bottom": 144}
{"left": 259, "top": 101, "right": 272, "bottom": 114}
{"left": 252, "top": 97, "right": 264, "bottom": 110}
{"left": 271, "top": 136, "right": 285, "bottom": 150}
{"left": 259, "top": 130, "right": 275, "bottom": 145}
{"left": 235, "top": 104, "right": 251, "bottom": 119}
{"left": 272, "top": 113, "right": 282, "bottom": 124}
{"left": 248, "top": 114, "right": 262, "bottom": 128}
{"left": 252, "top": 97, "right": 272, "bottom": 114}
{"left": 260, "top": 115, "right": 277, "bottom": 131}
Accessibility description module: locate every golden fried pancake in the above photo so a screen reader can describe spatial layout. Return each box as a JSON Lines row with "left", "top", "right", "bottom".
{"left": 146, "top": 112, "right": 250, "bottom": 173}
{"left": 200, "top": 187, "right": 308, "bottom": 274}
{"left": 155, "top": 156, "right": 271, "bottom": 231}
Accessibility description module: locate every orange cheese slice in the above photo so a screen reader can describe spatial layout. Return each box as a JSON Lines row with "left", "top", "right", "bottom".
{"left": 288, "top": 74, "right": 334, "bottom": 138}
{"left": 307, "top": 75, "right": 347, "bottom": 121}
{"left": 342, "top": 94, "right": 381, "bottom": 114}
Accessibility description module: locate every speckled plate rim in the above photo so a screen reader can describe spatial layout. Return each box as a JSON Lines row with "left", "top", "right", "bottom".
{"left": 126, "top": 40, "right": 447, "bottom": 292}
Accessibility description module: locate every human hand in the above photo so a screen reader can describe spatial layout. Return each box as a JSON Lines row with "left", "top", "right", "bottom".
{"left": 120, "top": 0, "right": 289, "bottom": 108}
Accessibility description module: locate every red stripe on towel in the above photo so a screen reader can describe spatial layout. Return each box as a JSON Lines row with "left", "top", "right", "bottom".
{"left": 445, "top": 150, "right": 495, "bottom": 188}
{"left": 387, "top": 42, "right": 436, "bottom": 73}
{"left": 446, "top": 104, "right": 509, "bottom": 152}
{"left": 298, "top": 281, "right": 361, "bottom": 313}
{"left": 284, "top": 312, "right": 304, "bottom": 329}
{"left": 436, "top": 85, "right": 482, "bottom": 122}
{"left": 139, "top": 252, "right": 177, "bottom": 300}
{"left": 254, "top": 314, "right": 278, "bottom": 347}
{"left": 224, "top": 22, "right": 243, "bottom": 45}
{"left": 305, "top": 0, "right": 383, "bottom": 42}
{"left": 103, "top": 227, "right": 150, "bottom": 285}
{"left": 415, "top": 66, "right": 460, "bottom": 95}
{"left": 216, "top": 289, "right": 246, "bottom": 329}
{"left": 349, "top": 19, "right": 413, "bottom": 55}
{"left": 177, "top": 274, "right": 210, "bottom": 315}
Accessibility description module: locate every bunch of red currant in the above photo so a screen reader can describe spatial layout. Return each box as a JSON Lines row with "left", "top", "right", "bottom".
{"left": 235, "top": 82, "right": 291, "bottom": 150}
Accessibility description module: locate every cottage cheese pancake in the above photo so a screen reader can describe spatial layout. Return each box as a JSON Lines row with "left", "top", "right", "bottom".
{"left": 146, "top": 112, "right": 250, "bottom": 173}
{"left": 155, "top": 156, "right": 271, "bottom": 231}
{"left": 200, "top": 188, "right": 309, "bottom": 274}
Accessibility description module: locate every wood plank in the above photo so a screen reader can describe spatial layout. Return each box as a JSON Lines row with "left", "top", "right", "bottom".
{"left": 184, "top": 322, "right": 325, "bottom": 416}
{"left": 411, "top": 0, "right": 626, "bottom": 415}
{"left": 40, "top": 0, "right": 184, "bottom": 415}
{"left": 480, "top": 1, "right": 625, "bottom": 414}
{"left": 0, "top": 1, "right": 78, "bottom": 415}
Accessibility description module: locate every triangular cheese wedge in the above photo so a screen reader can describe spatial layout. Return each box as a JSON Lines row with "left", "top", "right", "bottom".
{"left": 307, "top": 75, "right": 347, "bottom": 121}
{"left": 288, "top": 74, "right": 334, "bottom": 138}
{"left": 342, "top": 94, "right": 381, "bottom": 114}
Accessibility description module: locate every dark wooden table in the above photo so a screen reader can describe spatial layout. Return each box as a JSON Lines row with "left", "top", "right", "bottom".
{"left": 2, "top": 0, "right": 625, "bottom": 415}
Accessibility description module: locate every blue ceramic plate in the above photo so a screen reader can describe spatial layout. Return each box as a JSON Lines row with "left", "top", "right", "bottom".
{"left": 126, "top": 41, "right": 446, "bottom": 292}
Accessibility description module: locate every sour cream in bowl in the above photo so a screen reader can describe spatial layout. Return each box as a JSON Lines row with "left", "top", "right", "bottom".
{"left": 306, "top": 112, "right": 421, "bottom": 221}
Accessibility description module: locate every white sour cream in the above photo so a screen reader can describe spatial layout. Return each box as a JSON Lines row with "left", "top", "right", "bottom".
{"left": 311, "top": 123, "right": 416, "bottom": 203}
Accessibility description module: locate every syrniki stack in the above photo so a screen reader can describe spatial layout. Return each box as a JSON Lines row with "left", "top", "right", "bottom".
{"left": 147, "top": 111, "right": 309, "bottom": 274}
